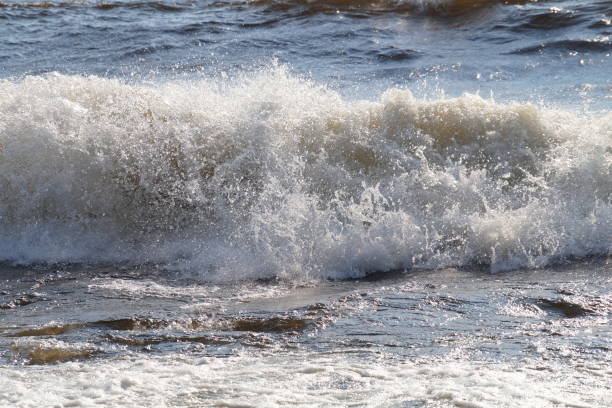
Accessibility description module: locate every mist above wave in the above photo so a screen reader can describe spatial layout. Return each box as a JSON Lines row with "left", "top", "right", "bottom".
{"left": 0, "top": 68, "right": 609, "bottom": 279}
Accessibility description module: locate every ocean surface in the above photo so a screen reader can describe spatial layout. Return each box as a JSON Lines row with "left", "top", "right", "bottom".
{"left": 0, "top": 0, "right": 610, "bottom": 407}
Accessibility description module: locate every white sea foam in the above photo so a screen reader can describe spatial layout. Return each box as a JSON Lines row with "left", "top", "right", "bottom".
{"left": 0, "top": 352, "right": 609, "bottom": 407}
{"left": 0, "top": 68, "right": 610, "bottom": 279}
{"left": 88, "top": 277, "right": 293, "bottom": 303}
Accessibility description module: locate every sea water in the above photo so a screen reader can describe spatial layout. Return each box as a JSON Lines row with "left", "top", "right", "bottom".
{"left": 0, "top": 1, "right": 610, "bottom": 407}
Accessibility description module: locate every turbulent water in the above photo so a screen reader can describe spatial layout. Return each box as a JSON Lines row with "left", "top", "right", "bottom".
{"left": 0, "top": 71, "right": 610, "bottom": 278}
{"left": 0, "top": 0, "right": 610, "bottom": 407}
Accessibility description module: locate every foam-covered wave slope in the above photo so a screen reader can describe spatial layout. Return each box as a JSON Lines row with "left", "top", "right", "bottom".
{"left": 0, "top": 69, "right": 610, "bottom": 279}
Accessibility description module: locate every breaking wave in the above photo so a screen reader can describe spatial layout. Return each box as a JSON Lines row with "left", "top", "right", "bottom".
{"left": 0, "top": 68, "right": 610, "bottom": 279}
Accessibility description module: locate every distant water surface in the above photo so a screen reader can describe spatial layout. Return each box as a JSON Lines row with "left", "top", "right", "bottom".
{"left": 0, "top": 0, "right": 610, "bottom": 105}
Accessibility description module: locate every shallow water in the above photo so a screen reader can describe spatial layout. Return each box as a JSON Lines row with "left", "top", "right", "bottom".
{"left": 0, "top": 0, "right": 611, "bottom": 406}
{"left": 1, "top": 260, "right": 611, "bottom": 406}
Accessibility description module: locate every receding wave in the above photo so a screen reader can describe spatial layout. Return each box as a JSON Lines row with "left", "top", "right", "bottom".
{"left": 0, "top": 68, "right": 610, "bottom": 279}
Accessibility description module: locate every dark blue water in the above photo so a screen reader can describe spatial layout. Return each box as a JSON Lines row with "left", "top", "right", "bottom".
{"left": 0, "top": 0, "right": 610, "bottom": 277}
{"left": 1, "top": 0, "right": 610, "bottom": 106}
